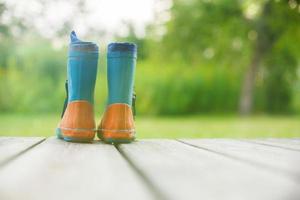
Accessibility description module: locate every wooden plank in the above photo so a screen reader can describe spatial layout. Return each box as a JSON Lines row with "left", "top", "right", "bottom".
{"left": 265, "top": 138, "right": 300, "bottom": 143}
{"left": 0, "top": 137, "right": 154, "bottom": 200}
{"left": 181, "top": 139, "right": 300, "bottom": 181}
{"left": 119, "top": 139, "right": 300, "bottom": 200}
{"left": 0, "top": 137, "right": 45, "bottom": 166}
{"left": 244, "top": 138, "right": 300, "bottom": 151}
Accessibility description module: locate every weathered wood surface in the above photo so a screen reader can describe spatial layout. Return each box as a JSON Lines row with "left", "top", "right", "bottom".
{"left": 0, "top": 137, "right": 45, "bottom": 166}
{"left": 0, "top": 137, "right": 153, "bottom": 200}
{"left": 120, "top": 139, "right": 300, "bottom": 200}
{"left": 180, "top": 139, "right": 300, "bottom": 181}
{"left": 244, "top": 138, "right": 300, "bottom": 151}
{"left": 0, "top": 137, "right": 299, "bottom": 200}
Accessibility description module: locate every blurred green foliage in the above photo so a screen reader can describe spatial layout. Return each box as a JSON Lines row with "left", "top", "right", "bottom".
{"left": 0, "top": 0, "right": 300, "bottom": 116}
{"left": 135, "top": 61, "right": 242, "bottom": 115}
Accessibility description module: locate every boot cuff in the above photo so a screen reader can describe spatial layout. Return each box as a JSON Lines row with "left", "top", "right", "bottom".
{"left": 68, "top": 31, "right": 99, "bottom": 57}
{"left": 108, "top": 43, "right": 137, "bottom": 58}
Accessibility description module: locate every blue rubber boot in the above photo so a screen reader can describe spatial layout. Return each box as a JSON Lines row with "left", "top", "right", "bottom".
{"left": 56, "top": 31, "right": 99, "bottom": 143}
{"left": 97, "top": 43, "right": 137, "bottom": 143}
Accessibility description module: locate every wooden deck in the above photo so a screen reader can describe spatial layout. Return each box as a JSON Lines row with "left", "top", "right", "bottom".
{"left": 0, "top": 137, "right": 299, "bottom": 200}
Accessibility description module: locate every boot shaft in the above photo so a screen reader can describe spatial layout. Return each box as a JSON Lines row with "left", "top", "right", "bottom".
{"left": 57, "top": 31, "right": 98, "bottom": 142}
{"left": 68, "top": 31, "right": 99, "bottom": 104}
{"left": 107, "top": 43, "right": 137, "bottom": 106}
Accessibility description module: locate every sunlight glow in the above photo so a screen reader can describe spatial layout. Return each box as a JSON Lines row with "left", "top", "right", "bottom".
{"left": 3, "top": 0, "right": 167, "bottom": 39}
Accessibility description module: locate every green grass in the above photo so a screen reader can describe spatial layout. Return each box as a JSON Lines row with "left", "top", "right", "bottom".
{"left": 0, "top": 114, "right": 299, "bottom": 138}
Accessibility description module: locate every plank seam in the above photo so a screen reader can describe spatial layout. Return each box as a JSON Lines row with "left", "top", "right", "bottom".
{"left": 239, "top": 139, "right": 300, "bottom": 152}
{"left": 0, "top": 138, "right": 46, "bottom": 168}
{"left": 176, "top": 139, "right": 300, "bottom": 183}
{"left": 114, "top": 144, "right": 169, "bottom": 200}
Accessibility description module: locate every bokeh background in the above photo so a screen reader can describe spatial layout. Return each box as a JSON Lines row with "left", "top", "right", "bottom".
{"left": 0, "top": 0, "right": 299, "bottom": 138}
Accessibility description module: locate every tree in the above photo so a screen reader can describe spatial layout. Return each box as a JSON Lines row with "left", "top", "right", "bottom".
{"left": 159, "top": 0, "right": 300, "bottom": 114}
{"left": 239, "top": 0, "right": 300, "bottom": 115}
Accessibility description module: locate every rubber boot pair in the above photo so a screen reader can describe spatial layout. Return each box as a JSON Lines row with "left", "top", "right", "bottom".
{"left": 56, "top": 31, "right": 136, "bottom": 143}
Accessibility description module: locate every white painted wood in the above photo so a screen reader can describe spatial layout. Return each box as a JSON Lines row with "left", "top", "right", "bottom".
{"left": 246, "top": 138, "right": 300, "bottom": 151}
{"left": 264, "top": 138, "right": 300, "bottom": 144}
{"left": 0, "top": 137, "right": 154, "bottom": 200}
{"left": 181, "top": 139, "right": 300, "bottom": 181}
{"left": 119, "top": 139, "right": 300, "bottom": 200}
{"left": 0, "top": 137, "right": 45, "bottom": 165}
